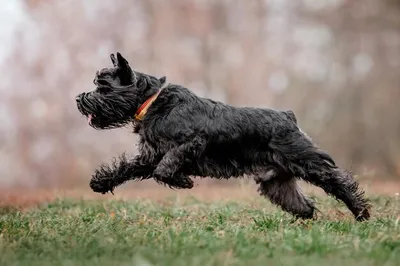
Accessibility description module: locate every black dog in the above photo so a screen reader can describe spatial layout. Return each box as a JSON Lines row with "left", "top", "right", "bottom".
{"left": 75, "top": 52, "right": 371, "bottom": 221}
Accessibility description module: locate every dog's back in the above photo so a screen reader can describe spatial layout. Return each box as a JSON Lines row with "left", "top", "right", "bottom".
{"left": 151, "top": 86, "right": 305, "bottom": 167}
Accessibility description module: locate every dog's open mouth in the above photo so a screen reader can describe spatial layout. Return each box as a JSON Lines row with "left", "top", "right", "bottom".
{"left": 87, "top": 114, "right": 95, "bottom": 124}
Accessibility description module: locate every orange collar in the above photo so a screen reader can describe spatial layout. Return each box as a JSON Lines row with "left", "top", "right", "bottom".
{"left": 134, "top": 90, "right": 161, "bottom": 121}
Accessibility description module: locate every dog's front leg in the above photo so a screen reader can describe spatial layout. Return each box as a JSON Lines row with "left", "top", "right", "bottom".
{"left": 89, "top": 153, "right": 155, "bottom": 194}
{"left": 152, "top": 136, "right": 206, "bottom": 188}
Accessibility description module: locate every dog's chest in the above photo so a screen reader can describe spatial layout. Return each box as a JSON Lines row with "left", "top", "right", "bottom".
{"left": 138, "top": 131, "right": 176, "bottom": 155}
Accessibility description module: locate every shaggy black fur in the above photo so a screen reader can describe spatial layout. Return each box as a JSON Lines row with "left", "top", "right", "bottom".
{"left": 75, "top": 52, "right": 371, "bottom": 221}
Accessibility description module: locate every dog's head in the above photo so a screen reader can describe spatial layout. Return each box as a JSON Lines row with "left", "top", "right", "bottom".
{"left": 75, "top": 52, "right": 166, "bottom": 129}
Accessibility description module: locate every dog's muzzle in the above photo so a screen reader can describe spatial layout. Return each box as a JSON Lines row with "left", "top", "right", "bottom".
{"left": 75, "top": 92, "right": 85, "bottom": 113}
{"left": 75, "top": 92, "right": 95, "bottom": 124}
{"left": 75, "top": 92, "right": 85, "bottom": 103}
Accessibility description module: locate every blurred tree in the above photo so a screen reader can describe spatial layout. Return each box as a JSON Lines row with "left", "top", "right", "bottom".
{"left": 0, "top": 0, "right": 399, "bottom": 189}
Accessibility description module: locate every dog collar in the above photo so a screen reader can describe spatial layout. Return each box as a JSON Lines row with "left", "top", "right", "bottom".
{"left": 134, "top": 90, "right": 161, "bottom": 121}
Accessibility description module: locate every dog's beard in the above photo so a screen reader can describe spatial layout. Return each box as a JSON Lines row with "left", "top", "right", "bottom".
{"left": 77, "top": 88, "right": 138, "bottom": 130}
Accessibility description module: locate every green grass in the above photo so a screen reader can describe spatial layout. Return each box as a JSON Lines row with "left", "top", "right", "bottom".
{"left": 0, "top": 196, "right": 399, "bottom": 266}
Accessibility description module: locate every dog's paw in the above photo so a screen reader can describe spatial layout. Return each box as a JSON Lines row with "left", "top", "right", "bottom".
{"left": 90, "top": 176, "right": 115, "bottom": 194}
{"left": 175, "top": 175, "right": 194, "bottom": 189}
{"left": 166, "top": 179, "right": 194, "bottom": 190}
{"left": 90, "top": 164, "right": 117, "bottom": 194}
{"left": 154, "top": 171, "right": 194, "bottom": 190}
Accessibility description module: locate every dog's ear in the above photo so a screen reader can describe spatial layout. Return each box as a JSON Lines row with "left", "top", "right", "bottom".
{"left": 113, "top": 52, "right": 137, "bottom": 86}
{"left": 117, "top": 52, "right": 137, "bottom": 85}
{"left": 159, "top": 76, "right": 166, "bottom": 85}
{"left": 116, "top": 52, "right": 130, "bottom": 69}
{"left": 110, "top": 53, "right": 117, "bottom": 67}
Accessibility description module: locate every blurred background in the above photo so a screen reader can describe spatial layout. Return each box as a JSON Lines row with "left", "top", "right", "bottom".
{"left": 0, "top": 0, "right": 399, "bottom": 191}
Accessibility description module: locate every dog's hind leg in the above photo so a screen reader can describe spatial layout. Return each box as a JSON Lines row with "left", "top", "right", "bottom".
{"left": 152, "top": 136, "right": 206, "bottom": 189}
{"left": 269, "top": 131, "right": 370, "bottom": 221}
{"left": 301, "top": 166, "right": 371, "bottom": 221}
{"left": 256, "top": 171, "right": 316, "bottom": 219}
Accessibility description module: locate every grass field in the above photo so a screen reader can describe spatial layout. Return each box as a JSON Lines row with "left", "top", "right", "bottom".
{"left": 0, "top": 187, "right": 399, "bottom": 266}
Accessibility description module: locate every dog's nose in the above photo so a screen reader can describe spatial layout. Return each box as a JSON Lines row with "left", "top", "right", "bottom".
{"left": 75, "top": 93, "right": 84, "bottom": 102}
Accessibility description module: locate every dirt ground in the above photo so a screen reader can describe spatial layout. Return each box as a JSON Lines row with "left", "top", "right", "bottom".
{"left": 0, "top": 179, "right": 399, "bottom": 210}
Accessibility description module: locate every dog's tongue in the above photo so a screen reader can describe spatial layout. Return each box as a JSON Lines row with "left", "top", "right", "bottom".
{"left": 87, "top": 114, "right": 93, "bottom": 124}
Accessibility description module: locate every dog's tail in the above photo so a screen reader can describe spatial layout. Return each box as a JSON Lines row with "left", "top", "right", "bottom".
{"left": 281, "top": 109, "right": 335, "bottom": 167}
{"left": 269, "top": 129, "right": 337, "bottom": 177}
{"left": 284, "top": 110, "right": 336, "bottom": 168}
